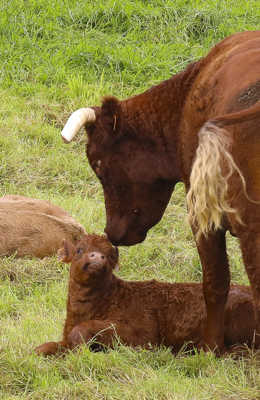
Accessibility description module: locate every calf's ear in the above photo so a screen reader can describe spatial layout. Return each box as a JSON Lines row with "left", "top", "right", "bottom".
{"left": 57, "top": 239, "right": 75, "bottom": 263}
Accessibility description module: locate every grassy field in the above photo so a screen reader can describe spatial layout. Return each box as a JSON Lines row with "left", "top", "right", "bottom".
{"left": 0, "top": 0, "right": 260, "bottom": 399}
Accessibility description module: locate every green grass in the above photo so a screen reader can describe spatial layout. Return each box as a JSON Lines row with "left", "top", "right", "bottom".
{"left": 0, "top": 0, "right": 260, "bottom": 398}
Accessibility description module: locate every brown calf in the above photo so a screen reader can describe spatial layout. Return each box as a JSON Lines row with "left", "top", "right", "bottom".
{"left": 0, "top": 195, "right": 86, "bottom": 258}
{"left": 35, "top": 234, "right": 255, "bottom": 356}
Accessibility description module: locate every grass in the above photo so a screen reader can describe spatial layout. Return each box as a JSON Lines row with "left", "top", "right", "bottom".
{"left": 0, "top": 0, "right": 260, "bottom": 398}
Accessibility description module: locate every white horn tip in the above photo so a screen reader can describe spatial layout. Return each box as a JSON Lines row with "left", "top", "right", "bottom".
{"left": 61, "top": 108, "right": 96, "bottom": 143}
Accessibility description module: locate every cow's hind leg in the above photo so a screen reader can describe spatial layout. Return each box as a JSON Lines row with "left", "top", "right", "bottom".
{"left": 240, "top": 232, "right": 260, "bottom": 348}
{"left": 196, "top": 230, "right": 230, "bottom": 353}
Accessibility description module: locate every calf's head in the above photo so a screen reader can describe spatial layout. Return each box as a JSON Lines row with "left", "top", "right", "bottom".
{"left": 58, "top": 234, "right": 119, "bottom": 285}
{"left": 61, "top": 97, "right": 176, "bottom": 246}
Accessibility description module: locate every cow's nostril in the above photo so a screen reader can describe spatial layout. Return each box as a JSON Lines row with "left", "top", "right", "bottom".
{"left": 90, "top": 254, "right": 95, "bottom": 258}
{"left": 101, "top": 255, "right": 105, "bottom": 259}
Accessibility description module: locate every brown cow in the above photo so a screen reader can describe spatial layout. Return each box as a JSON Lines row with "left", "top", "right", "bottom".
{"left": 61, "top": 31, "right": 260, "bottom": 352}
{"left": 35, "top": 234, "right": 255, "bottom": 356}
{"left": 0, "top": 195, "right": 86, "bottom": 258}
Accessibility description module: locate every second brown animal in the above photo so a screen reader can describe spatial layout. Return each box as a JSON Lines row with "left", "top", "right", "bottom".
{"left": 35, "top": 234, "right": 255, "bottom": 356}
{"left": 0, "top": 195, "right": 86, "bottom": 258}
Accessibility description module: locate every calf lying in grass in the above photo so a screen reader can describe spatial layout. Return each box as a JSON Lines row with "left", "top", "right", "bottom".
{"left": 35, "top": 234, "right": 255, "bottom": 356}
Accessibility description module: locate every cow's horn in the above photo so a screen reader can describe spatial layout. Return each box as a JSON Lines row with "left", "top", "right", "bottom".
{"left": 61, "top": 108, "right": 96, "bottom": 143}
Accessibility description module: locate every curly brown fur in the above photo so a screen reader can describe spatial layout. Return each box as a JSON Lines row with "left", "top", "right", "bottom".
{"left": 35, "top": 235, "right": 255, "bottom": 356}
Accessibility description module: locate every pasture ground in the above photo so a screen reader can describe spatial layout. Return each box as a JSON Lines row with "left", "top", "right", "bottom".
{"left": 0, "top": 1, "right": 260, "bottom": 399}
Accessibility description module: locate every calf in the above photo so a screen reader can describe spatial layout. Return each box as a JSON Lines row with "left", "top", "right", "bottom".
{"left": 0, "top": 195, "right": 86, "bottom": 258}
{"left": 35, "top": 234, "right": 255, "bottom": 356}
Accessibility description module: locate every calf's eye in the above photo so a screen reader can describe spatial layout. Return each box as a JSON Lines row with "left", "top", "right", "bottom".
{"left": 133, "top": 208, "right": 140, "bottom": 215}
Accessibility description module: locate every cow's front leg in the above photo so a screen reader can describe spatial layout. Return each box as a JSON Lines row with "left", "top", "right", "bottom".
{"left": 196, "top": 230, "right": 230, "bottom": 353}
{"left": 240, "top": 232, "right": 260, "bottom": 348}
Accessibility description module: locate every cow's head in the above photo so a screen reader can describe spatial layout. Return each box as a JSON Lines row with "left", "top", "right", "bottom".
{"left": 58, "top": 234, "right": 119, "bottom": 285}
{"left": 61, "top": 97, "right": 176, "bottom": 245}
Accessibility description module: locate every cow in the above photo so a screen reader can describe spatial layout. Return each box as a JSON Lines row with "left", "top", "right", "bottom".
{"left": 35, "top": 234, "right": 255, "bottom": 356}
{"left": 0, "top": 195, "right": 86, "bottom": 258}
{"left": 60, "top": 31, "right": 260, "bottom": 353}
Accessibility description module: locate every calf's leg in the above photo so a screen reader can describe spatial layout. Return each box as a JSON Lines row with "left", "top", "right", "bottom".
{"left": 68, "top": 320, "right": 118, "bottom": 349}
{"left": 35, "top": 341, "right": 67, "bottom": 356}
{"left": 68, "top": 320, "right": 157, "bottom": 349}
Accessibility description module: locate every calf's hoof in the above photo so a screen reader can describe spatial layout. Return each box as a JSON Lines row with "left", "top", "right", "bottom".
{"left": 35, "top": 341, "right": 63, "bottom": 356}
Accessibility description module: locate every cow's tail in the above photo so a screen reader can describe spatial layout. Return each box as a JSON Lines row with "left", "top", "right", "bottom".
{"left": 187, "top": 101, "right": 260, "bottom": 239}
{"left": 186, "top": 122, "right": 244, "bottom": 239}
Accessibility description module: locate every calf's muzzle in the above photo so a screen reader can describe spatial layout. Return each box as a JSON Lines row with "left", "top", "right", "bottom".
{"left": 82, "top": 251, "right": 106, "bottom": 270}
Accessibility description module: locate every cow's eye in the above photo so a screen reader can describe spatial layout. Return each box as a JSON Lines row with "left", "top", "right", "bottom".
{"left": 76, "top": 248, "right": 83, "bottom": 255}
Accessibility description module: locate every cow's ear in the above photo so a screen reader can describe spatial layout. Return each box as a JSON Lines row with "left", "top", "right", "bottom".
{"left": 101, "top": 96, "right": 122, "bottom": 134}
{"left": 57, "top": 239, "right": 75, "bottom": 263}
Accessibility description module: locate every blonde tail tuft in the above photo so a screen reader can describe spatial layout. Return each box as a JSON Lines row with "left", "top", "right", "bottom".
{"left": 186, "top": 122, "right": 244, "bottom": 239}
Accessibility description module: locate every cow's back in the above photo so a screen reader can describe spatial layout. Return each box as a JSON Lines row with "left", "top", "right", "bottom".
{"left": 189, "top": 30, "right": 260, "bottom": 116}
{"left": 180, "top": 30, "right": 260, "bottom": 182}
